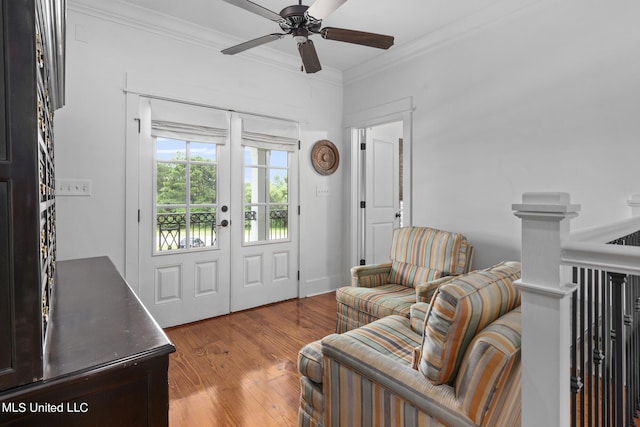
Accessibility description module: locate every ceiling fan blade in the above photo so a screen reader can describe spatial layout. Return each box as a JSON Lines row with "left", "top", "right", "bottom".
{"left": 222, "top": 34, "right": 286, "bottom": 55}
{"left": 298, "top": 40, "right": 322, "bottom": 74}
{"left": 306, "top": 0, "right": 348, "bottom": 20}
{"left": 221, "top": 0, "right": 283, "bottom": 22}
{"left": 321, "top": 27, "right": 394, "bottom": 49}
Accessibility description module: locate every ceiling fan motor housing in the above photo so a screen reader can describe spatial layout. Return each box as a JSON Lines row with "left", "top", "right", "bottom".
{"left": 278, "top": 5, "right": 321, "bottom": 34}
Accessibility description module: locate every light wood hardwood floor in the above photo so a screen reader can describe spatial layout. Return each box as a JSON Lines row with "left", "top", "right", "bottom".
{"left": 165, "top": 292, "right": 336, "bottom": 426}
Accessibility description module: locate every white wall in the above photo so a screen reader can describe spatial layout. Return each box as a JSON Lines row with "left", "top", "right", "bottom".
{"left": 54, "top": 0, "right": 345, "bottom": 295}
{"left": 344, "top": 1, "right": 640, "bottom": 269}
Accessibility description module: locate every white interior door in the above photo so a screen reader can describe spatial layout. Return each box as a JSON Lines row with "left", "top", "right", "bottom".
{"left": 229, "top": 115, "right": 299, "bottom": 312}
{"left": 137, "top": 98, "right": 231, "bottom": 327}
{"left": 364, "top": 122, "right": 402, "bottom": 265}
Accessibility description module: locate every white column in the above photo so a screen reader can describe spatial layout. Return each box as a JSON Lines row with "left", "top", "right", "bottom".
{"left": 512, "top": 193, "right": 581, "bottom": 427}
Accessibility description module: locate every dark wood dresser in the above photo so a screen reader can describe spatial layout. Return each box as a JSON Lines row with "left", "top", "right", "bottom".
{"left": 0, "top": 257, "right": 176, "bottom": 426}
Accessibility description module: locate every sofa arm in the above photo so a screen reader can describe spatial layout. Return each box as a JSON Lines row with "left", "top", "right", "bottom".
{"left": 415, "top": 275, "right": 456, "bottom": 303}
{"left": 321, "top": 334, "right": 476, "bottom": 427}
{"left": 350, "top": 262, "right": 392, "bottom": 288}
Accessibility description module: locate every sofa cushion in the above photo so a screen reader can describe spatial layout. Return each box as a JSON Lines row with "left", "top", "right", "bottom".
{"left": 336, "top": 284, "right": 416, "bottom": 321}
{"left": 390, "top": 227, "right": 469, "bottom": 276}
{"left": 388, "top": 261, "right": 442, "bottom": 288}
{"left": 341, "top": 314, "right": 422, "bottom": 365}
{"left": 419, "top": 261, "right": 521, "bottom": 385}
{"left": 456, "top": 307, "right": 521, "bottom": 425}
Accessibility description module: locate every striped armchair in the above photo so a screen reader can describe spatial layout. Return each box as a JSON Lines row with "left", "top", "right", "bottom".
{"left": 298, "top": 261, "right": 522, "bottom": 427}
{"left": 336, "top": 226, "right": 473, "bottom": 333}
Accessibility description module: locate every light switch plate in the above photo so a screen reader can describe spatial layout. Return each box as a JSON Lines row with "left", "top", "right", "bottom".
{"left": 316, "top": 186, "right": 330, "bottom": 197}
{"left": 57, "top": 179, "right": 92, "bottom": 196}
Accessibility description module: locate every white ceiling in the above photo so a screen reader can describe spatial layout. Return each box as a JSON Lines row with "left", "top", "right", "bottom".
{"left": 123, "top": 0, "right": 509, "bottom": 71}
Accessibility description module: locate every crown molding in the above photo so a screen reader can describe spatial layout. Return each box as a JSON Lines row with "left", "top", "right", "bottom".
{"left": 67, "top": 0, "right": 343, "bottom": 86}
{"left": 343, "top": 0, "right": 544, "bottom": 86}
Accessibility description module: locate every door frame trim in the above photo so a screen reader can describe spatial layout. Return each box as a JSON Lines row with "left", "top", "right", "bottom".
{"left": 125, "top": 92, "right": 141, "bottom": 293}
{"left": 346, "top": 97, "right": 414, "bottom": 268}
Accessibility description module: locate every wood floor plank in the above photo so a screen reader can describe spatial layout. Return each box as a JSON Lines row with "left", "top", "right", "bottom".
{"left": 166, "top": 292, "right": 337, "bottom": 426}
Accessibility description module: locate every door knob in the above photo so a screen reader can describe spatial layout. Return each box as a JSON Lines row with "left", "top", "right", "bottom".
{"left": 218, "top": 219, "right": 229, "bottom": 227}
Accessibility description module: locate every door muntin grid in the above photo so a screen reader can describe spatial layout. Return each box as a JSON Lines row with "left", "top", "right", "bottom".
{"left": 154, "top": 137, "right": 219, "bottom": 254}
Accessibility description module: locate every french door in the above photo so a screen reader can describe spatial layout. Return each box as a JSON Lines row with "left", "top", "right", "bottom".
{"left": 132, "top": 96, "right": 298, "bottom": 327}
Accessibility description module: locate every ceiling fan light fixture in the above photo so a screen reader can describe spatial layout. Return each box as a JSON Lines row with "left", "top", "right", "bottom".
{"left": 292, "top": 28, "right": 309, "bottom": 44}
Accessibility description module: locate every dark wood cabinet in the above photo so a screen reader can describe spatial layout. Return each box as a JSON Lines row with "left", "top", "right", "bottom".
{"left": 0, "top": 257, "right": 176, "bottom": 426}
{"left": 0, "top": 0, "right": 64, "bottom": 392}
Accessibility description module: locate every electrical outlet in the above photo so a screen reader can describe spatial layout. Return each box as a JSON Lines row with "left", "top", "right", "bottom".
{"left": 57, "top": 179, "right": 92, "bottom": 196}
{"left": 316, "top": 186, "right": 330, "bottom": 197}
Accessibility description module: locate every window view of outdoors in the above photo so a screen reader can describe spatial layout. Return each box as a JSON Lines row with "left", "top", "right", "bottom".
{"left": 244, "top": 147, "right": 289, "bottom": 243}
{"left": 155, "top": 138, "right": 217, "bottom": 252}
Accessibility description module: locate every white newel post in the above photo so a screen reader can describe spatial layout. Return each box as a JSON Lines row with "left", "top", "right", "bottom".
{"left": 512, "top": 193, "right": 581, "bottom": 427}
{"left": 628, "top": 194, "right": 640, "bottom": 217}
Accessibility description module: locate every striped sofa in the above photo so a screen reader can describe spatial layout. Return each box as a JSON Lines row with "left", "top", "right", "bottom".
{"left": 298, "top": 261, "right": 521, "bottom": 427}
{"left": 337, "top": 226, "right": 474, "bottom": 333}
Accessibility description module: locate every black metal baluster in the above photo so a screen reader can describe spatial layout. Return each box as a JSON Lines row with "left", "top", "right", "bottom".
{"left": 604, "top": 270, "right": 611, "bottom": 427}
{"left": 580, "top": 268, "right": 586, "bottom": 427}
{"left": 611, "top": 272, "right": 627, "bottom": 427}
{"left": 625, "top": 275, "right": 633, "bottom": 427}
{"left": 584, "top": 269, "right": 598, "bottom": 426}
{"left": 635, "top": 274, "right": 640, "bottom": 421}
{"left": 571, "top": 267, "right": 580, "bottom": 426}
{"left": 593, "top": 269, "right": 603, "bottom": 427}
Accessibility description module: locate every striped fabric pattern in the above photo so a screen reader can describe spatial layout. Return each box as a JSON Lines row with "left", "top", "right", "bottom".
{"left": 342, "top": 314, "right": 422, "bottom": 365}
{"left": 456, "top": 241, "right": 473, "bottom": 274}
{"left": 409, "top": 302, "right": 430, "bottom": 334}
{"left": 298, "top": 340, "right": 324, "bottom": 384}
{"left": 419, "top": 261, "right": 521, "bottom": 385}
{"left": 336, "top": 285, "right": 416, "bottom": 333}
{"left": 325, "top": 361, "right": 451, "bottom": 427}
{"left": 388, "top": 261, "right": 442, "bottom": 289}
{"left": 299, "top": 376, "right": 324, "bottom": 427}
{"left": 322, "top": 333, "right": 478, "bottom": 427}
{"left": 456, "top": 307, "right": 521, "bottom": 426}
{"left": 336, "top": 302, "right": 381, "bottom": 333}
{"left": 389, "top": 227, "right": 470, "bottom": 276}
{"left": 351, "top": 262, "right": 393, "bottom": 288}
{"left": 415, "top": 275, "right": 457, "bottom": 303}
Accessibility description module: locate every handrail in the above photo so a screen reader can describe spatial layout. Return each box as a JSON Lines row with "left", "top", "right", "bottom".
{"left": 561, "top": 239, "right": 640, "bottom": 276}
{"left": 570, "top": 216, "right": 640, "bottom": 243}
{"left": 563, "top": 215, "right": 640, "bottom": 276}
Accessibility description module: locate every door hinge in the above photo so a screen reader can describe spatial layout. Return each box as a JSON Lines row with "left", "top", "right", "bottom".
{"left": 298, "top": 140, "right": 301, "bottom": 150}
{"left": 298, "top": 205, "right": 301, "bottom": 215}
{"left": 360, "top": 201, "right": 366, "bottom": 209}
{"left": 360, "top": 259, "right": 366, "bottom": 265}
{"left": 297, "top": 271, "right": 300, "bottom": 281}
{"left": 360, "top": 142, "right": 366, "bottom": 150}
{"left": 134, "top": 118, "right": 141, "bottom": 133}
{"left": 137, "top": 209, "right": 140, "bottom": 223}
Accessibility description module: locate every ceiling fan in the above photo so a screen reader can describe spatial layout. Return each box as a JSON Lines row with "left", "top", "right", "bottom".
{"left": 221, "top": 0, "right": 395, "bottom": 73}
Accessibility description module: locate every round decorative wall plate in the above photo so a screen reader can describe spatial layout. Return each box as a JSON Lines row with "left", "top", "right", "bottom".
{"left": 311, "top": 140, "right": 339, "bottom": 175}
